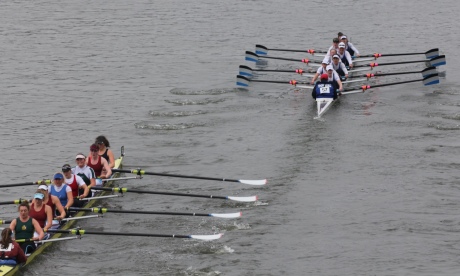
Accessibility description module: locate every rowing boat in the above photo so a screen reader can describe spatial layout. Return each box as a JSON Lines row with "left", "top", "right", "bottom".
{"left": 0, "top": 147, "right": 125, "bottom": 276}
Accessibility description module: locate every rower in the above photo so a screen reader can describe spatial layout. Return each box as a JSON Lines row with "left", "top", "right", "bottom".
{"left": 29, "top": 191, "right": 53, "bottom": 232}
{"left": 338, "top": 42, "right": 353, "bottom": 68}
{"left": 62, "top": 164, "right": 90, "bottom": 207}
{"left": 94, "top": 135, "right": 115, "bottom": 169}
{"left": 311, "top": 74, "right": 338, "bottom": 100}
{"left": 38, "top": 184, "right": 66, "bottom": 223}
{"left": 327, "top": 37, "right": 340, "bottom": 53}
{"left": 326, "top": 64, "right": 343, "bottom": 91}
{"left": 0, "top": 228, "right": 27, "bottom": 265}
{"left": 72, "top": 153, "right": 97, "bottom": 196}
{"left": 9, "top": 202, "right": 44, "bottom": 254}
{"left": 310, "top": 60, "right": 329, "bottom": 84}
{"left": 87, "top": 144, "right": 112, "bottom": 179}
{"left": 340, "top": 35, "right": 360, "bottom": 57}
{"left": 331, "top": 54, "right": 349, "bottom": 80}
{"left": 48, "top": 172, "right": 74, "bottom": 216}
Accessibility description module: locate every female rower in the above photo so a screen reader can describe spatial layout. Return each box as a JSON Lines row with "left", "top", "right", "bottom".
{"left": 340, "top": 35, "right": 360, "bottom": 57}
{"left": 325, "top": 65, "right": 343, "bottom": 91}
{"left": 0, "top": 228, "right": 26, "bottom": 265}
{"left": 9, "top": 202, "right": 44, "bottom": 254}
{"left": 94, "top": 135, "right": 115, "bottom": 168}
{"left": 73, "top": 153, "right": 97, "bottom": 196}
{"left": 87, "top": 144, "right": 112, "bottom": 179}
{"left": 310, "top": 60, "right": 329, "bottom": 84}
{"left": 29, "top": 191, "right": 53, "bottom": 232}
{"left": 37, "top": 184, "right": 66, "bottom": 222}
{"left": 337, "top": 42, "right": 353, "bottom": 68}
{"left": 48, "top": 173, "right": 74, "bottom": 215}
{"left": 331, "top": 54, "right": 349, "bottom": 79}
{"left": 62, "top": 163, "right": 89, "bottom": 201}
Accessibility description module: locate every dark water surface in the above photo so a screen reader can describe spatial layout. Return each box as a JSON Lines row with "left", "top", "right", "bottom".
{"left": 1, "top": 0, "right": 459, "bottom": 275}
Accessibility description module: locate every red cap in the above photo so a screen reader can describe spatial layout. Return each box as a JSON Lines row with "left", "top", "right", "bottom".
{"left": 320, "top": 73, "right": 328, "bottom": 80}
{"left": 90, "top": 144, "right": 99, "bottom": 151}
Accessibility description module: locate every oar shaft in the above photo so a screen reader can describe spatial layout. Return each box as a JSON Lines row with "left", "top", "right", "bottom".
{"left": 91, "top": 186, "right": 228, "bottom": 200}
{"left": 46, "top": 229, "right": 193, "bottom": 238}
{"left": 112, "top": 169, "right": 241, "bottom": 183}
{"left": 0, "top": 180, "right": 50, "bottom": 188}
{"left": 366, "top": 78, "right": 424, "bottom": 88}
{"left": 0, "top": 199, "right": 29, "bottom": 205}
{"left": 69, "top": 207, "right": 211, "bottom": 217}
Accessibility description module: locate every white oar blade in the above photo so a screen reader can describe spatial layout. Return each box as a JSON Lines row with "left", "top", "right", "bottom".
{"left": 423, "top": 74, "right": 439, "bottom": 86}
{"left": 210, "top": 212, "right": 242, "bottom": 219}
{"left": 427, "top": 55, "right": 446, "bottom": 67}
{"left": 239, "top": 179, "right": 267, "bottom": 185}
{"left": 236, "top": 75, "right": 250, "bottom": 87}
{"left": 245, "top": 51, "right": 259, "bottom": 62}
{"left": 190, "top": 233, "right": 223, "bottom": 241}
{"left": 425, "top": 48, "right": 439, "bottom": 59}
{"left": 421, "top": 67, "right": 438, "bottom": 78}
{"left": 239, "top": 65, "right": 254, "bottom": 77}
{"left": 255, "top": 44, "right": 268, "bottom": 55}
{"left": 227, "top": 195, "right": 258, "bottom": 202}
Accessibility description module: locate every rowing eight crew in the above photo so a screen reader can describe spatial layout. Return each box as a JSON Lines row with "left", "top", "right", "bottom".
{"left": 0, "top": 136, "right": 115, "bottom": 263}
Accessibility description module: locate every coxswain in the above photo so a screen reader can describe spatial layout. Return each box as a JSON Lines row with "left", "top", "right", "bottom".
{"left": 9, "top": 202, "right": 44, "bottom": 254}
{"left": 340, "top": 35, "right": 360, "bottom": 57}
{"left": 331, "top": 54, "right": 349, "bottom": 79}
{"left": 94, "top": 135, "right": 115, "bottom": 168}
{"left": 48, "top": 173, "right": 74, "bottom": 215}
{"left": 38, "top": 184, "right": 66, "bottom": 222}
{"left": 73, "top": 153, "right": 97, "bottom": 196}
{"left": 87, "top": 144, "right": 112, "bottom": 179}
{"left": 29, "top": 191, "right": 53, "bottom": 232}
{"left": 338, "top": 42, "right": 353, "bottom": 68}
{"left": 311, "top": 74, "right": 338, "bottom": 100}
{"left": 0, "top": 228, "right": 27, "bottom": 265}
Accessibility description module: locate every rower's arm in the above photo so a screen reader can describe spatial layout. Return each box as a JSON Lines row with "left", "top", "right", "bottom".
{"left": 44, "top": 205, "right": 53, "bottom": 231}
{"left": 102, "top": 158, "right": 112, "bottom": 178}
{"left": 80, "top": 183, "right": 90, "bottom": 198}
{"left": 65, "top": 190, "right": 74, "bottom": 209}
{"left": 32, "top": 219, "right": 44, "bottom": 240}
{"left": 107, "top": 149, "right": 115, "bottom": 168}
{"left": 52, "top": 196, "right": 66, "bottom": 220}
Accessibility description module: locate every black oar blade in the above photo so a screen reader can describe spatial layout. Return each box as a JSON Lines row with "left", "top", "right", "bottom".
{"left": 425, "top": 48, "right": 439, "bottom": 59}
{"left": 427, "top": 55, "right": 446, "bottom": 67}
{"left": 423, "top": 74, "right": 439, "bottom": 86}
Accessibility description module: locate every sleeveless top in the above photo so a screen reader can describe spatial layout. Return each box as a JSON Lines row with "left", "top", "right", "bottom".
{"left": 29, "top": 203, "right": 47, "bottom": 228}
{"left": 66, "top": 175, "right": 79, "bottom": 197}
{"left": 49, "top": 184, "right": 69, "bottom": 207}
{"left": 14, "top": 217, "right": 34, "bottom": 240}
{"left": 88, "top": 155, "right": 103, "bottom": 177}
{"left": 339, "top": 52, "right": 350, "bottom": 67}
{"left": 100, "top": 148, "right": 109, "bottom": 165}
{"left": 45, "top": 197, "right": 56, "bottom": 216}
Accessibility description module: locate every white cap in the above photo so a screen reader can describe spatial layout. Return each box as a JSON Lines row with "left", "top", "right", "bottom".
{"left": 75, "top": 154, "right": 86, "bottom": 159}
{"left": 340, "top": 35, "right": 347, "bottom": 39}
{"left": 338, "top": 42, "right": 346, "bottom": 48}
{"left": 321, "top": 58, "right": 329, "bottom": 64}
{"left": 38, "top": 185, "right": 48, "bottom": 191}
{"left": 326, "top": 65, "right": 333, "bottom": 71}
{"left": 332, "top": 54, "right": 340, "bottom": 59}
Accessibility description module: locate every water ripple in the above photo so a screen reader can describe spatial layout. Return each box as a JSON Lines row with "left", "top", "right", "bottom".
{"left": 134, "top": 122, "right": 207, "bottom": 130}
{"left": 149, "top": 110, "right": 208, "bottom": 117}
{"left": 165, "top": 98, "right": 226, "bottom": 105}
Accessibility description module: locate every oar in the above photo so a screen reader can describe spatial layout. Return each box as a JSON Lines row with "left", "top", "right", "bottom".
{"left": 111, "top": 168, "right": 266, "bottom": 186}
{"left": 69, "top": 207, "right": 242, "bottom": 219}
{"left": 360, "top": 48, "right": 440, "bottom": 59}
{"left": 255, "top": 44, "right": 328, "bottom": 56}
{"left": 0, "top": 180, "right": 51, "bottom": 188}
{"left": 246, "top": 51, "right": 322, "bottom": 65}
{"left": 354, "top": 55, "right": 446, "bottom": 68}
{"left": 236, "top": 75, "right": 313, "bottom": 88}
{"left": 341, "top": 74, "right": 439, "bottom": 95}
{"left": 0, "top": 199, "right": 29, "bottom": 206}
{"left": 16, "top": 236, "right": 81, "bottom": 244}
{"left": 46, "top": 228, "right": 223, "bottom": 241}
{"left": 255, "top": 44, "right": 439, "bottom": 59}
{"left": 0, "top": 220, "right": 12, "bottom": 225}
{"left": 239, "top": 65, "right": 440, "bottom": 79}
{"left": 91, "top": 186, "right": 258, "bottom": 202}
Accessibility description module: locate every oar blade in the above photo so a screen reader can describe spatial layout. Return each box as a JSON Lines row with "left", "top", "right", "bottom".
{"left": 238, "top": 179, "right": 267, "bottom": 185}
{"left": 189, "top": 233, "right": 223, "bottom": 240}
{"left": 245, "top": 51, "right": 259, "bottom": 62}
{"left": 236, "top": 75, "right": 250, "bottom": 87}
{"left": 227, "top": 195, "right": 258, "bottom": 202}
{"left": 427, "top": 55, "right": 446, "bottom": 67}
{"left": 210, "top": 212, "right": 242, "bottom": 218}
{"left": 239, "top": 65, "right": 254, "bottom": 77}
{"left": 423, "top": 74, "right": 439, "bottom": 86}
{"left": 425, "top": 48, "right": 439, "bottom": 59}
{"left": 421, "top": 67, "right": 438, "bottom": 78}
{"left": 255, "top": 44, "right": 268, "bottom": 55}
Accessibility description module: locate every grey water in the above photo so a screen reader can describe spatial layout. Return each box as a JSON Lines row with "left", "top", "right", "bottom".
{"left": 0, "top": 0, "right": 459, "bottom": 275}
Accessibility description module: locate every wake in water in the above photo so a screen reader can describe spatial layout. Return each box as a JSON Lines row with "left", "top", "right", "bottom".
{"left": 149, "top": 110, "right": 208, "bottom": 117}
{"left": 134, "top": 122, "right": 207, "bottom": 130}
{"left": 165, "top": 98, "right": 226, "bottom": 105}
{"left": 170, "top": 88, "right": 236, "bottom": 95}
